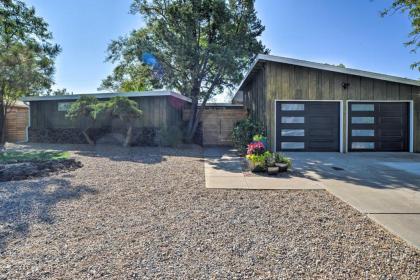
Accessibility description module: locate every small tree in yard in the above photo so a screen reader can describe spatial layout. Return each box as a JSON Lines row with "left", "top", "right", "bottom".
{"left": 104, "top": 0, "right": 267, "bottom": 141}
{"left": 0, "top": 0, "right": 60, "bottom": 145}
{"left": 104, "top": 96, "right": 142, "bottom": 147}
{"left": 66, "top": 96, "right": 101, "bottom": 145}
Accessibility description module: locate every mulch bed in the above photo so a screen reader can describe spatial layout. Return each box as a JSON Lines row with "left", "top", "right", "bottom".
{"left": 0, "top": 159, "right": 82, "bottom": 182}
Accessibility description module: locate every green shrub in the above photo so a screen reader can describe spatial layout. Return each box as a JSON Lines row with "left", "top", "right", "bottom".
{"left": 232, "top": 118, "right": 264, "bottom": 154}
{"left": 159, "top": 126, "right": 184, "bottom": 147}
{"left": 273, "top": 152, "right": 292, "bottom": 168}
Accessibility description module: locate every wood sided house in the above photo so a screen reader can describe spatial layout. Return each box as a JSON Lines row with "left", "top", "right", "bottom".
{"left": 233, "top": 54, "right": 420, "bottom": 153}
{"left": 21, "top": 90, "right": 245, "bottom": 146}
{"left": 20, "top": 54, "right": 420, "bottom": 152}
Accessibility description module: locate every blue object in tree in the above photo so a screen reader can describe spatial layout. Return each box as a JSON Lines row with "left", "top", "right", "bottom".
{"left": 141, "top": 53, "right": 158, "bottom": 66}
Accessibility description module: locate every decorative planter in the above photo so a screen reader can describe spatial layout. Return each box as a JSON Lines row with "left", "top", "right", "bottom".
{"left": 275, "top": 163, "right": 288, "bottom": 172}
{"left": 267, "top": 166, "right": 279, "bottom": 175}
{"left": 247, "top": 159, "right": 265, "bottom": 172}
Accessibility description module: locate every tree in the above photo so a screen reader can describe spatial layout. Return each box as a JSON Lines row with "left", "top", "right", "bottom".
{"left": 99, "top": 61, "right": 161, "bottom": 92}
{"left": 105, "top": 0, "right": 267, "bottom": 141}
{"left": 382, "top": 1, "right": 420, "bottom": 71}
{"left": 0, "top": 0, "right": 60, "bottom": 144}
{"left": 46, "top": 88, "right": 74, "bottom": 96}
{"left": 66, "top": 96, "right": 101, "bottom": 145}
{"left": 104, "top": 96, "right": 142, "bottom": 147}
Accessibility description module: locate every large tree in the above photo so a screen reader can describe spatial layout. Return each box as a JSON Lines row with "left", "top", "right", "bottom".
{"left": 99, "top": 61, "right": 161, "bottom": 92}
{"left": 382, "top": 0, "right": 420, "bottom": 71}
{"left": 105, "top": 0, "right": 267, "bottom": 140}
{"left": 0, "top": 0, "right": 60, "bottom": 144}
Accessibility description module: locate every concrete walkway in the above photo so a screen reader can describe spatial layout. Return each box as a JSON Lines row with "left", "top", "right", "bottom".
{"left": 204, "top": 148, "right": 420, "bottom": 249}
{"left": 204, "top": 148, "right": 324, "bottom": 190}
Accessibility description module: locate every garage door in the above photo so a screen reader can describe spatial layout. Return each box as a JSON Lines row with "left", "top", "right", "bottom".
{"left": 276, "top": 101, "right": 340, "bottom": 152}
{"left": 348, "top": 102, "right": 409, "bottom": 152}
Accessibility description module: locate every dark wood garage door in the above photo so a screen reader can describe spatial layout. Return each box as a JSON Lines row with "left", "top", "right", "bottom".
{"left": 276, "top": 101, "right": 340, "bottom": 152}
{"left": 348, "top": 102, "right": 409, "bottom": 152}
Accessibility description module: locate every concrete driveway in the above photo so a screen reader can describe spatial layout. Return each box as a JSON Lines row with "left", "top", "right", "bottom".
{"left": 286, "top": 152, "right": 420, "bottom": 249}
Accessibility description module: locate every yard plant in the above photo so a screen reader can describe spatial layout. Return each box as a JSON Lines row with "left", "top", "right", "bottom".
{"left": 232, "top": 118, "right": 264, "bottom": 154}
{"left": 0, "top": 0, "right": 60, "bottom": 145}
{"left": 104, "top": 0, "right": 267, "bottom": 141}
{"left": 66, "top": 96, "right": 143, "bottom": 147}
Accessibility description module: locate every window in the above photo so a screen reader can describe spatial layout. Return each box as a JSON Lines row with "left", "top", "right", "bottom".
{"left": 352, "top": 130, "right": 374, "bottom": 137}
{"left": 281, "top": 116, "right": 304, "bottom": 124}
{"left": 281, "top": 142, "right": 305, "bottom": 149}
{"left": 58, "top": 102, "right": 72, "bottom": 112}
{"left": 352, "top": 117, "right": 374, "bottom": 124}
{"left": 281, "top": 103, "right": 304, "bottom": 111}
{"left": 352, "top": 104, "right": 374, "bottom": 111}
{"left": 351, "top": 142, "right": 374, "bottom": 149}
{"left": 281, "top": 129, "right": 305, "bottom": 136}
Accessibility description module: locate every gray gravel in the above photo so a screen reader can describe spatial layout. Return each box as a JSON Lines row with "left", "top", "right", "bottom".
{"left": 0, "top": 143, "right": 419, "bottom": 279}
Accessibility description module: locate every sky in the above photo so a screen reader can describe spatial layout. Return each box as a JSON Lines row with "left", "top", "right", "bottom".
{"left": 25, "top": 0, "right": 418, "bottom": 101}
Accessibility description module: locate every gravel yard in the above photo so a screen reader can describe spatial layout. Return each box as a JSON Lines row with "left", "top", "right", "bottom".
{"left": 0, "top": 144, "right": 419, "bottom": 279}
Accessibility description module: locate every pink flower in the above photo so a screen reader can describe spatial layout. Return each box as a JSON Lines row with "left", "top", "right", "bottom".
{"left": 247, "top": 141, "right": 266, "bottom": 155}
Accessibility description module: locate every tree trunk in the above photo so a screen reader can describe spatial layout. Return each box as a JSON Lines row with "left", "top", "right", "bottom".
{"left": 186, "top": 97, "right": 199, "bottom": 142}
{"left": 0, "top": 91, "right": 6, "bottom": 146}
{"left": 82, "top": 130, "right": 95, "bottom": 145}
{"left": 124, "top": 125, "right": 133, "bottom": 147}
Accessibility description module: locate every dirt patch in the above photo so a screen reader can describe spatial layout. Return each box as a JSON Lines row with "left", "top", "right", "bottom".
{"left": 0, "top": 159, "right": 82, "bottom": 182}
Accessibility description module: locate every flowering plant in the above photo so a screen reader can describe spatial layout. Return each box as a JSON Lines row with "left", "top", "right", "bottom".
{"left": 252, "top": 134, "right": 268, "bottom": 149}
{"left": 247, "top": 141, "right": 265, "bottom": 155}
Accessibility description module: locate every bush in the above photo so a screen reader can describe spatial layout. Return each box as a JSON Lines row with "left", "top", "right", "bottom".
{"left": 273, "top": 152, "right": 292, "bottom": 169}
{"left": 232, "top": 118, "right": 264, "bottom": 154}
{"left": 159, "top": 126, "right": 184, "bottom": 147}
{"left": 246, "top": 151, "right": 272, "bottom": 170}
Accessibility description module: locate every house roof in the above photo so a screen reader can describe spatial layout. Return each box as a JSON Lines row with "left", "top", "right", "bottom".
{"left": 21, "top": 90, "right": 192, "bottom": 103}
{"left": 234, "top": 54, "right": 420, "bottom": 101}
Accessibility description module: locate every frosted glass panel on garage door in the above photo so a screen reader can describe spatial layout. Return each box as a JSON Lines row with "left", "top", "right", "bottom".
{"left": 281, "top": 104, "right": 305, "bottom": 111}
{"left": 281, "top": 116, "right": 304, "bottom": 123}
{"left": 281, "top": 129, "right": 305, "bottom": 136}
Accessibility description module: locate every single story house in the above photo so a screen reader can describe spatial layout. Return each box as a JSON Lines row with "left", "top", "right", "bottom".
{"left": 22, "top": 90, "right": 246, "bottom": 146}
{"left": 5, "top": 101, "right": 29, "bottom": 143}
{"left": 233, "top": 54, "right": 420, "bottom": 153}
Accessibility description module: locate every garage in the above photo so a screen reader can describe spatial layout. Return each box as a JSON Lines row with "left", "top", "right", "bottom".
{"left": 348, "top": 102, "right": 410, "bottom": 152}
{"left": 276, "top": 101, "right": 341, "bottom": 152}
{"left": 235, "top": 54, "right": 420, "bottom": 153}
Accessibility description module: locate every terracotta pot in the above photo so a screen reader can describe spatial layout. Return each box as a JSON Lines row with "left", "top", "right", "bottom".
{"left": 275, "top": 163, "right": 288, "bottom": 172}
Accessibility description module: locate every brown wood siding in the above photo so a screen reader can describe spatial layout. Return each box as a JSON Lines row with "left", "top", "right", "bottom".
{"left": 29, "top": 96, "right": 186, "bottom": 130}
{"left": 6, "top": 106, "right": 28, "bottom": 142}
{"left": 243, "top": 61, "right": 419, "bottom": 152}
{"left": 183, "top": 107, "right": 247, "bottom": 146}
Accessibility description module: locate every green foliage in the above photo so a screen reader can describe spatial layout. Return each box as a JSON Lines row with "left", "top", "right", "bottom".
{"left": 99, "top": 63, "right": 161, "bottom": 92}
{"left": 232, "top": 118, "right": 264, "bottom": 154}
{"left": 105, "top": 0, "right": 268, "bottom": 139}
{"left": 66, "top": 96, "right": 100, "bottom": 121}
{"left": 46, "top": 88, "right": 74, "bottom": 96}
{"left": 246, "top": 151, "right": 271, "bottom": 169}
{"left": 104, "top": 96, "right": 143, "bottom": 122}
{"left": 159, "top": 126, "right": 184, "bottom": 147}
{"left": 0, "top": 0, "right": 60, "bottom": 143}
{"left": 0, "top": 150, "right": 69, "bottom": 164}
{"left": 382, "top": 1, "right": 420, "bottom": 71}
{"left": 273, "top": 152, "right": 292, "bottom": 169}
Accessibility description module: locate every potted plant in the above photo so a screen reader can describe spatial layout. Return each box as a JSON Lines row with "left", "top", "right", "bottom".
{"left": 273, "top": 153, "right": 292, "bottom": 172}
{"left": 246, "top": 141, "right": 268, "bottom": 172}
{"left": 265, "top": 154, "right": 279, "bottom": 175}
{"left": 252, "top": 134, "right": 268, "bottom": 150}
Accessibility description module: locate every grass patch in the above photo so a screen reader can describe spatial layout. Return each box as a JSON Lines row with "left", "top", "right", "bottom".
{"left": 0, "top": 150, "right": 70, "bottom": 164}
